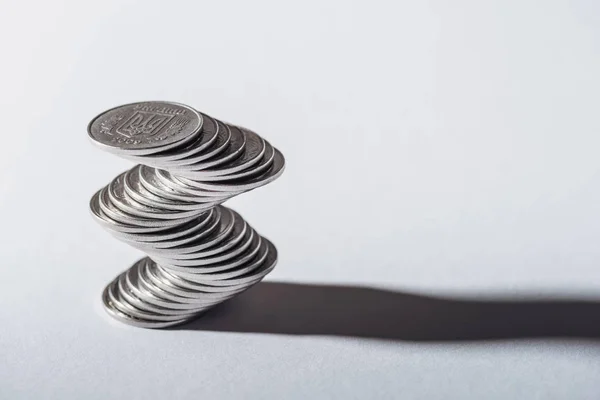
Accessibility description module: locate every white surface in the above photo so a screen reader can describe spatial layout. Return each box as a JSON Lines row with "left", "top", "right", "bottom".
{"left": 2, "top": 0, "right": 600, "bottom": 399}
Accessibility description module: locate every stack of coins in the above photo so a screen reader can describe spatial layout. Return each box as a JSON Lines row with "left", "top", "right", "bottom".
{"left": 87, "top": 101, "right": 285, "bottom": 328}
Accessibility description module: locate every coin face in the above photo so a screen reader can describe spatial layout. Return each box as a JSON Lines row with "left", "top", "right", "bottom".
{"left": 88, "top": 101, "right": 202, "bottom": 155}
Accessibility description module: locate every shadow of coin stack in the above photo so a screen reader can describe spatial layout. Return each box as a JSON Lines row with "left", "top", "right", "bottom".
{"left": 88, "top": 101, "right": 285, "bottom": 328}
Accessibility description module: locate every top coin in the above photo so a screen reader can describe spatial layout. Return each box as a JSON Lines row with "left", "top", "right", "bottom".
{"left": 88, "top": 101, "right": 203, "bottom": 155}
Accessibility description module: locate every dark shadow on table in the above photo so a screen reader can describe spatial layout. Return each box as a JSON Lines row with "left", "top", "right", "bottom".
{"left": 177, "top": 282, "right": 600, "bottom": 341}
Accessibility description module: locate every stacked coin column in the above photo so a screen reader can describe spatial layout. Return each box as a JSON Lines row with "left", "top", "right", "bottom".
{"left": 88, "top": 102, "right": 285, "bottom": 328}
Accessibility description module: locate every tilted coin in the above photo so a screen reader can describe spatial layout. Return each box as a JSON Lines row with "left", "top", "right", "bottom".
{"left": 173, "top": 149, "right": 285, "bottom": 192}
{"left": 108, "top": 172, "right": 201, "bottom": 220}
{"left": 99, "top": 187, "right": 196, "bottom": 229}
{"left": 142, "top": 165, "right": 237, "bottom": 201}
{"left": 173, "top": 128, "right": 266, "bottom": 179}
{"left": 155, "top": 119, "right": 232, "bottom": 167}
{"left": 189, "top": 139, "right": 276, "bottom": 182}
{"left": 142, "top": 207, "right": 239, "bottom": 258}
{"left": 167, "top": 124, "right": 247, "bottom": 172}
{"left": 158, "top": 233, "right": 263, "bottom": 275}
{"left": 103, "top": 277, "right": 197, "bottom": 327}
{"left": 88, "top": 101, "right": 202, "bottom": 156}
{"left": 122, "top": 267, "right": 215, "bottom": 312}
{"left": 123, "top": 166, "right": 219, "bottom": 212}
{"left": 139, "top": 263, "right": 238, "bottom": 305}
{"left": 108, "top": 277, "right": 198, "bottom": 322}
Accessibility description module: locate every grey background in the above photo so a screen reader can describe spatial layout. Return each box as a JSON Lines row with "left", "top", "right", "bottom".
{"left": 1, "top": 0, "right": 600, "bottom": 399}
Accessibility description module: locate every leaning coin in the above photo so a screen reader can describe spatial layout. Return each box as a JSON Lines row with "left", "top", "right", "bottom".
{"left": 135, "top": 262, "right": 225, "bottom": 308}
{"left": 150, "top": 223, "right": 255, "bottom": 266}
{"left": 120, "top": 269, "right": 206, "bottom": 313}
{"left": 123, "top": 166, "right": 220, "bottom": 212}
{"left": 141, "top": 268, "right": 251, "bottom": 294}
{"left": 186, "top": 239, "right": 278, "bottom": 287}
{"left": 154, "top": 119, "right": 232, "bottom": 167}
{"left": 142, "top": 207, "right": 237, "bottom": 258}
{"left": 166, "top": 123, "right": 247, "bottom": 173}
{"left": 99, "top": 187, "right": 195, "bottom": 229}
{"left": 138, "top": 165, "right": 206, "bottom": 202}
{"left": 116, "top": 270, "right": 182, "bottom": 315}
{"left": 140, "top": 262, "right": 235, "bottom": 304}
{"left": 174, "top": 148, "right": 285, "bottom": 192}
{"left": 143, "top": 262, "right": 244, "bottom": 303}
{"left": 88, "top": 101, "right": 202, "bottom": 156}
{"left": 141, "top": 165, "right": 236, "bottom": 201}
{"left": 102, "top": 278, "right": 193, "bottom": 328}
{"left": 120, "top": 113, "right": 223, "bottom": 167}
{"left": 177, "top": 239, "right": 270, "bottom": 283}
{"left": 159, "top": 233, "right": 263, "bottom": 275}
{"left": 121, "top": 259, "right": 193, "bottom": 312}
{"left": 108, "top": 172, "right": 201, "bottom": 220}
{"left": 173, "top": 128, "right": 266, "bottom": 179}
{"left": 188, "top": 139, "right": 275, "bottom": 182}
{"left": 147, "top": 216, "right": 250, "bottom": 260}
{"left": 113, "top": 212, "right": 215, "bottom": 245}
{"left": 155, "top": 168, "right": 244, "bottom": 198}
{"left": 91, "top": 189, "right": 182, "bottom": 234}
{"left": 129, "top": 207, "right": 222, "bottom": 250}
{"left": 107, "top": 275, "right": 196, "bottom": 322}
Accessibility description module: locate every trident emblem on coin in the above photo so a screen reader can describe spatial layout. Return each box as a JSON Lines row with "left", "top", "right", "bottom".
{"left": 116, "top": 112, "right": 173, "bottom": 138}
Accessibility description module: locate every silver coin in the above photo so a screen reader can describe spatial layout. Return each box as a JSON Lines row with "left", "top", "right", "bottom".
{"left": 95, "top": 197, "right": 213, "bottom": 242}
{"left": 140, "top": 262, "right": 238, "bottom": 304}
{"left": 122, "top": 267, "right": 213, "bottom": 312}
{"left": 120, "top": 114, "right": 224, "bottom": 168}
{"left": 98, "top": 187, "right": 195, "bottom": 229}
{"left": 115, "top": 211, "right": 218, "bottom": 250}
{"left": 88, "top": 101, "right": 202, "bottom": 156}
{"left": 137, "top": 113, "right": 219, "bottom": 163}
{"left": 150, "top": 262, "right": 248, "bottom": 298}
{"left": 142, "top": 165, "right": 236, "bottom": 201}
{"left": 155, "top": 119, "right": 232, "bottom": 167}
{"left": 167, "top": 124, "right": 247, "bottom": 172}
{"left": 190, "top": 238, "right": 278, "bottom": 287}
{"left": 107, "top": 275, "right": 197, "bottom": 322}
{"left": 135, "top": 263, "right": 226, "bottom": 310}
{"left": 123, "top": 166, "right": 219, "bottom": 212}
{"left": 123, "top": 166, "right": 195, "bottom": 211}
{"left": 145, "top": 260, "right": 240, "bottom": 301}
{"left": 165, "top": 239, "right": 276, "bottom": 289}
{"left": 150, "top": 222, "right": 256, "bottom": 266}
{"left": 113, "top": 212, "right": 215, "bottom": 244}
{"left": 130, "top": 207, "right": 223, "bottom": 250}
{"left": 190, "top": 139, "right": 276, "bottom": 182}
{"left": 174, "top": 128, "right": 266, "bottom": 179}
{"left": 177, "top": 239, "right": 270, "bottom": 282}
{"left": 117, "top": 271, "right": 188, "bottom": 315}
{"left": 151, "top": 221, "right": 252, "bottom": 263}
{"left": 173, "top": 148, "right": 285, "bottom": 192}
{"left": 91, "top": 190, "right": 190, "bottom": 235}
{"left": 143, "top": 207, "right": 237, "bottom": 258}
{"left": 122, "top": 260, "right": 190, "bottom": 311}
{"left": 153, "top": 263, "right": 258, "bottom": 293}
{"left": 108, "top": 172, "right": 201, "bottom": 220}
{"left": 158, "top": 233, "right": 263, "bottom": 275}
{"left": 102, "top": 278, "right": 195, "bottom": 328}
{"left": 156, "top": 169, "right": 244, "bottom": 198}
{"left": 138, "top": 165, "right": 207, "bottom": 203}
